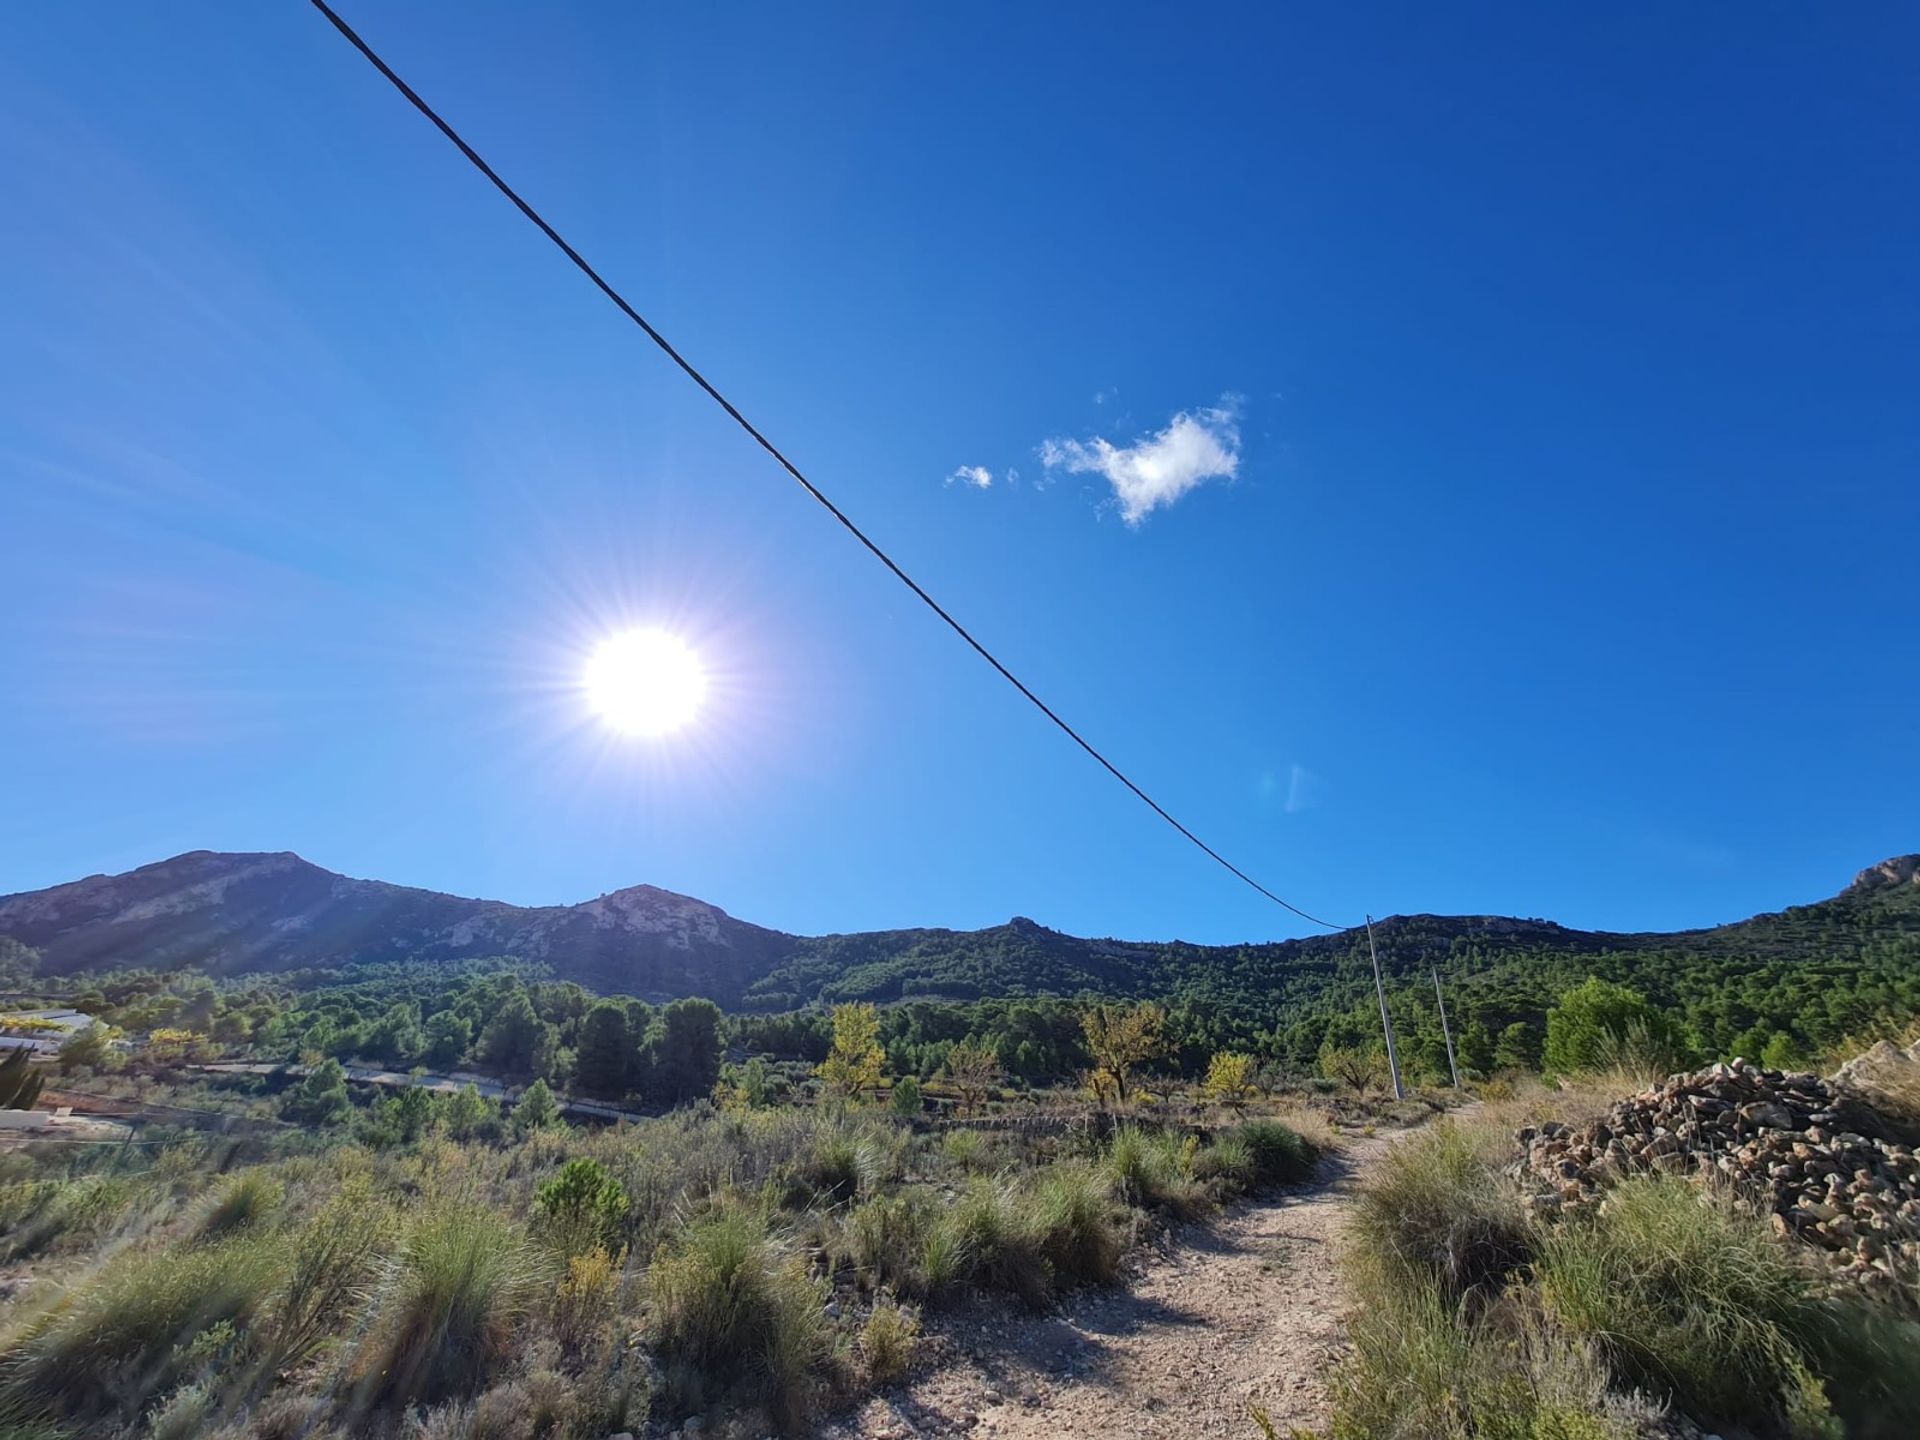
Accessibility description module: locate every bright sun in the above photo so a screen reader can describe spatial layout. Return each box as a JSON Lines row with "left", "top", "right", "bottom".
{"left": 584, "top": 628, "right": 708, "bottom": 736}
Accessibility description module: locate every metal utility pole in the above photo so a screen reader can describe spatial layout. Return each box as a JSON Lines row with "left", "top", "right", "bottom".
{"left": 1364, "top": 914, "right": 1405, "bottom": 1100}
{"left": 1432, "top": 966, "right": 1461, "bottom": 1088}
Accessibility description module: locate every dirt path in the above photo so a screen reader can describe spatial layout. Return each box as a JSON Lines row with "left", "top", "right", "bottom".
{"left": 821, "top": 1130, "right": 1399, "bottom": 1440}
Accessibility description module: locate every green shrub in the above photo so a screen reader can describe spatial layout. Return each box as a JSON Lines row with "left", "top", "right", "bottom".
{"left": 1537, "top": 1176, "right": 1920, "bottom": 1437}
{"left": 535, "top": 1156, "right": 629, "bottom": 1254}
{"left": 2, "top": 1233, "right": 281, "bottom": 1421}
{"left": 647, "top": 1203, "right": 826, "bottom": 1430}
{"left": 353, "top": 1202, "right": 541, "bottom": 1408}
{"left": 889, "top": 1076, "right": 923, "bottom": 1119}
{"left": 195, "top": 1169, "right": 283, "bottom": 1241}
{"left": 1349, "top": 1122, "right": 1529, "bottom": 1301}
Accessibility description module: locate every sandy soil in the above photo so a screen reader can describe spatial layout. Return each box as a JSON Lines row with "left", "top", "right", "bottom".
{"left": 819, "top": 1130, "right": 1398, "bottom": 1440}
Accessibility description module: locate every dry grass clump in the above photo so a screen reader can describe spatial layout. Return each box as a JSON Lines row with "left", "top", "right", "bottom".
{"left": 1538, "top": 1176, "right": 1920, "bottom": 1438}
{"left": 352, "top": 1201, "right": 544, "bottom": 1410}
{"left": 859, "top": 1294, "right": 920, "bottom": 1386}
{"left": 1, "top": 1230, "right": 282, "bottom": 1423}
{"left": 195, "top": 1169, "right": 283, "bottom": 1241}
{"left": 1349, "top": 1121, "right": 1531, "bottom": 1302}
{"left": 1328, "top": 1282, "right": 1633, "bottom": 1440}
{"left": 646, "top": 1201, "right": 826, "bottom": 1430}
{"left": 1333, "top": 1094, "right": 1920, "bottom": 1440}
{"left": 1105, "top": 1126, "right": 1208, "bottom": 1218}
{"left": 0, "top": 1173, "right": 162, "bottom": 1261}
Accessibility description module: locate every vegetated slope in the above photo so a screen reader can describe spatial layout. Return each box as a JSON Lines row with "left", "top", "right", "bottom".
{"left": 2, "top": 852, "right": 1916, "bottom": 1033}
{"left": 0, "top": 850, "right": 796, "bottom": 1003}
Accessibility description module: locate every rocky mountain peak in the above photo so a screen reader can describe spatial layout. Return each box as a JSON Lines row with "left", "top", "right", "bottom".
{"left": 1844, "top": 855, "right": 1920, "bottom": 896}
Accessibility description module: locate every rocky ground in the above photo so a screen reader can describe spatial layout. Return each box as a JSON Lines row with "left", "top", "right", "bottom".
{"left": 1514, "top": 1055, "right": 1920, "bottom": 1301}
{"left": 816, "top": 1131, "right": 1396, "bottom": 1440}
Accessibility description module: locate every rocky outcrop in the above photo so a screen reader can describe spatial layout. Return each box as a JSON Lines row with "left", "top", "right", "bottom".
{"left": 1516, "top": 1057, "right": 1920, "bottom": 1303}
{"left": 1842, "top": 854, "right": 1920, "bottom": 896}
{"left": 1829, "top": 1036, "right": 1920, "bottom": 1127}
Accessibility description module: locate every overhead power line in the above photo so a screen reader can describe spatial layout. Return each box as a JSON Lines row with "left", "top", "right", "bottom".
{"left": 305, "top": 0, "right": 1349, "bottom": 934}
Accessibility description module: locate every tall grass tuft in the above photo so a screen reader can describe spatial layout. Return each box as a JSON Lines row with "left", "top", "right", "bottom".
{"left": 1, "top": 1233, "right": 281, "bottom": 1422}
{"left": 938, "top": 1179, "right": 1050, "bottom": 1306}
{"left": 1028, "top": 1163, "right": 1125, "bottom": 1289}
{"left": 844, "top": 1190, "right": 937, "bottom": 1297}
{"left": 353, "top": 1201, "right": 542, "bottom": 1409}
{"left": 1231, "top": 1119, "right": 1319, "bottom": 1186}
{"left": 263, "top": 1175, "right": 393, "bottom": 1375}
{"left": 194, "top": 1169, "right": 283, "bottom": 1241}
{"left": 1537, "top": 1175, "right": 1920, "bottom": 1437}
{"left": 1104, "top": 1127, "right": 1208, "bottom": 1218}
{"left": 1348, "top": 1121, "right": 1530, "bottom": 1302}
{"left": 647, "top": 1201, "right": 826, "bottom": 1431}
{"left": 1327, "top": 1282, "right": 1630, "bottom": 1440}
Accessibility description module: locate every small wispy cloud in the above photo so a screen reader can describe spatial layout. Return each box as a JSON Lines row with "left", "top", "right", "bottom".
{"left": 1284, "top": 763, "right": 1322, "bottom": 814}
{"left": 945, "top": 464, "right": 993, "bottom": 490}
{"left": 1039, "top": 397, "right": 1241, "bottom": 525}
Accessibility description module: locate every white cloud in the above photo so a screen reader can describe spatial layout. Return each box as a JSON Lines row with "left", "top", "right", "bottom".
{"left": 1039, "top": 398, "right": 1241, "bottom": 525}
{"left": 945, "top": 464, "right": 993, "bottom": 490}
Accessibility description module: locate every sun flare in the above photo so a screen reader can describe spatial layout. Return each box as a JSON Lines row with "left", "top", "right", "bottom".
{"left": 584, "top": 628, "right": 707, "bottom": 736}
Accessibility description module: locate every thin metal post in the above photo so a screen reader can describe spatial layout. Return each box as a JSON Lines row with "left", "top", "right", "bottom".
{"left": 1432, "top": 966, "right": 1461, "bottom": 1088}
{"left": 1364, "top": 915, "right": 1405, "bottom": 1100}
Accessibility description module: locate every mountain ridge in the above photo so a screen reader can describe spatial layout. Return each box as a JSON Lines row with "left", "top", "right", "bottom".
{"left": 2, "top": 849, "right": 1916, "bottom": 1010}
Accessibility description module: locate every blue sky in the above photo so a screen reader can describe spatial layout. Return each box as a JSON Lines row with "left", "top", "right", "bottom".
{"left": 3, "top": 4, "right": 1915, "bottom": 944}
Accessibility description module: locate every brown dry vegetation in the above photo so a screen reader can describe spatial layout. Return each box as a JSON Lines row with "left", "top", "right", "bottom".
{"left": 0, "top": 1092, "right": 1331, "bottom": 1439}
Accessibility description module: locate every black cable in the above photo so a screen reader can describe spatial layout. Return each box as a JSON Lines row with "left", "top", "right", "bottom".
{"left": 305, "top": 0, "right": 1347, "bottom": 933}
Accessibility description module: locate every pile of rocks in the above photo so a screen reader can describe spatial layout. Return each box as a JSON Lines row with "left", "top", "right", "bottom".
{"left": 1515, "top": 1057, "right": 1920, "bottom": 1300}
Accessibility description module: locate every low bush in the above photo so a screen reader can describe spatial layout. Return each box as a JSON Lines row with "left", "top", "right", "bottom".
{"left": 647, "top": 1202, "right": 826, "bottom": 1430}
{"left": 553, "top": 1244, "right": 623, "bottom": 1359}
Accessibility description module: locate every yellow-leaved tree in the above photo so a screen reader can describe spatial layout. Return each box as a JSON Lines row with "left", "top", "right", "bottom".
{"left": 1081, "top": 1002, "right": 1164, "bottom": 1106}
{"left": 818, "top": 1002, "right": 887, "bottom": 1100}
{"left": 1201, "top": 1051, "right": 1255, "bottom": 1109}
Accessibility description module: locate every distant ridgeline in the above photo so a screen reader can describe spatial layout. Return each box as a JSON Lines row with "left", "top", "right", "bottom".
{"left": 2, "top": 851, "right": 1917, "bottom": 1084}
